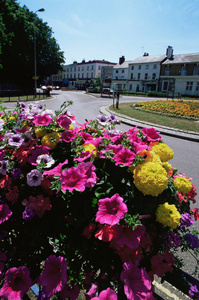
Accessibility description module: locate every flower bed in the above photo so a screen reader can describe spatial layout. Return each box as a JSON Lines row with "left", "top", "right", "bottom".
{"left": 0, "top": 101, "right": 199, "bottom": 300}
{"left": 134, "top": 100, "right": 199, "bottom": 120}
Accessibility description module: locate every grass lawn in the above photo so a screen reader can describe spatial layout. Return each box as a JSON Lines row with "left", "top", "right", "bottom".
{"left": 110, "top": 102, "right": 199, "bottom": 133}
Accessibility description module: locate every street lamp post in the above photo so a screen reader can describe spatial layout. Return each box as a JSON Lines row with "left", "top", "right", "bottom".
{"left": 34, "top": 8, "right": 45, "bottom": 97}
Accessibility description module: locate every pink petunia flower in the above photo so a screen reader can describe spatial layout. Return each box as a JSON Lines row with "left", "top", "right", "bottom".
{"left": 40, "top": 255, "right": 68, "bottom": 298}
{"left": 77, "top": 161, "right": 98, "bottom": 188}
{"left": 150, "top": 249, "right": 175, "bottom": 277}
{"left": 60, "top": 282, "right": 80, "bottom": 300}
{"left": 120, "top": 261, "right": 152, "bottom": 300}
{"left": 96, "top": 193, "right": 128, "bottom": 226}
{"left": 0, "top": 266, "right": 32, "bottom": 300}
{"left": 0, "top": 252, "right": 7, "bottom": 281}
{"left": 56, "top": 114, "right": 72, "bottom": 129}
{"left": 43, "top": 159, "right": 68, "bottom": 176}
{"left": 91, "top": 287, "right": 118, "bottom": 300}
{"left": 113, "top": 148, "right": 135, "bottom": 166}
{"left": 32, "top": 113, "right": 53, "bottom": 126}
{"left": 141, "top": 127, "right": 161, "bottom": 142}
{"left": 60, "top": 130, "right": 77, "bottom": 143}
{"left": 60, "top": 166, "right": 87, "bottom": 192}
{"left": 0, "top": 203, "right": 12, "bottom": 224}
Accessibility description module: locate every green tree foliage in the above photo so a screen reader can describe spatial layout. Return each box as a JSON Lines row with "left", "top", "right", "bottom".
{"left": 0, "top": 0, "right": 65, "bottom": 89}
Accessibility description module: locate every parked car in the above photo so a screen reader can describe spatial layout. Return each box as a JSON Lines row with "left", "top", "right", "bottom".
{"left": 101, "top": 88, "right": 114, "bottom": 96}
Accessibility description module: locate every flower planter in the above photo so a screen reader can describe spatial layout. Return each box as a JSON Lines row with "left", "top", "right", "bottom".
{"left": 0, "top": 101, "right": 198, "bottom": 300}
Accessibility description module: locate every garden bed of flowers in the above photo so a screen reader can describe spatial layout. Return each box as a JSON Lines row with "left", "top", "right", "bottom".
{"left": 0, "top": 101, "right": 199, "bottom": 300}
{"left": 134, "top": 100, "right": 199, "bottom": 120}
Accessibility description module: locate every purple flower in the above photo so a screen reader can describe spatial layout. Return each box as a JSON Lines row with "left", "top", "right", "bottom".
{"left": 22, "top": 208, "right": 35, "bottom": 221}
{"left": 185, "top": 234, "right": 199, "bottom": 249}
{"left": 8, "top": 133, "right": 24, "bottom": 147}
{"left": 11, "top": 168, "right": 23, "bottom": 178}
{"left": 0, "top": 160, "right": 8, "bottom": 175}
{"left": 108, "top": 113, "right": 119, "bottom": 124}
{"left": 180, "top": 213, "right": 194, "bottom": 230}
{"left": 27, "top": 169, "right": 43, "bottom": 186}
{"left": 165, "top": 232, "right": 181, "bottom": 248}
{"left": 188, "top": 284, "right": 199, "bottom": 299}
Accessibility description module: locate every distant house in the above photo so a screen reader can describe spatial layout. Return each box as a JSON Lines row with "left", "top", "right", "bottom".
{"left": 160, "top": 47, "right": 199, "bottom": 97}
{"left": 112, "top": 56, "right": 135, "bottom": 91}
{"left": 127, "top": 52, "right": 167, "bottom": 93}
{"left": 50, "top": 59, "right": 116, "bottom": 90}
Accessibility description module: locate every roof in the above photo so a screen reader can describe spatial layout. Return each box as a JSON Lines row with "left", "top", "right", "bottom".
{"left": 162, "top": 52, "right": 199, "bottom": 64}
{"left": 129, "top": 54, "right": 167, "bottom": 64}
{"left": 114, "top": 61, "right": 135, "bottom": 69}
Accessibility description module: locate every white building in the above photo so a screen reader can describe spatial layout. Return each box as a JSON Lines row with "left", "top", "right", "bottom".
{"left": 127, "top": 53, "right": 167, "bottom": 93}
{"left": 50, "top": 59, "right": 116, "bottom": 89}
{"left": 111, "top": 56, "right": 135, "bottom": 91}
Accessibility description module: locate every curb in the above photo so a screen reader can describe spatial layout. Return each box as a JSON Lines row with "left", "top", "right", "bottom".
{"left": 100, "top": 105, "right": 199, "bottom": 142}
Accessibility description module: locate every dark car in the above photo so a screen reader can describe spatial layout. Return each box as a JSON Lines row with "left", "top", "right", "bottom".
{"left": 101, "top": 88, "right": 114, "bottom": 96}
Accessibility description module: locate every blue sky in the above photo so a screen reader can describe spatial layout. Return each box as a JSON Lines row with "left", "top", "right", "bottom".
{"left": 17, "top": 0, "right": 199, "bottom": 65}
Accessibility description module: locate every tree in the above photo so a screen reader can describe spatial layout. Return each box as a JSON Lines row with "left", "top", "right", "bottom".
{"left": 0, "top": 0, "right": 65, "bottom": 89}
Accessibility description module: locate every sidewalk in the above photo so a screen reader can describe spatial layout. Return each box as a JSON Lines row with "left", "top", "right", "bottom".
{"left": 100, "top": 105, "right": 199, "bottom": 142}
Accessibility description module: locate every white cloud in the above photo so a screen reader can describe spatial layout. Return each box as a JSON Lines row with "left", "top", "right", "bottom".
{"left": 48, "top": 19, "right": 88, "bottom": 37}
{"left": 72, "top": 14, "right": 84, "bottom": 27}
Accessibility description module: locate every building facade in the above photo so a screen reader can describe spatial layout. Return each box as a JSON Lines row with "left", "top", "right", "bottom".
{"left": 50, "top": 59, "right": 116, "bottom": 89}
{"left": 159, "top": 48, "right": 199, "bottom": 97}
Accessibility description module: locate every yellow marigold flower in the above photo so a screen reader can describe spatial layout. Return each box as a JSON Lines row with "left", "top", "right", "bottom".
{"left": 9, "top": 116, "right": 16, "bottom": 121}
{"left": 83, "top": 143, "right": 98, "bottom": 158}
{"left": 156, "top": 202, "right": 181, "bottom": 229}
{"left": 35, "top": 128, "right": 47, "bottom": 138}
{"left": 152, "top": 143, "right": 174, "bottom": 162}
{"left": 69, "top": 124, "right": 74, "bottom": 130}
{"left": 173, "top": 177, "right": 192, "bottom": 194}
{"left": 41, "top": 132, "right": 60, "bottom": 150}
{"left": 133, "top": 162, "right": 168, "bottom": 197}
{"left": 162, "top": 161, "right": 172, "bottom": 173}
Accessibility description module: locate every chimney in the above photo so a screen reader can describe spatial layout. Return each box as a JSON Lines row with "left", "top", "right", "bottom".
{"left": 143, "top": 52, "right": 149, "bottom": 56}
{"left": 119, "top": 56, "right": 125, "bottom": 65}
{"left": 166, "top": 46, "right": 173, "bottom": 59}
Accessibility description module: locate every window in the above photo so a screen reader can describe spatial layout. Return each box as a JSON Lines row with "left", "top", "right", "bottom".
{"left": 145, "top": 73, "right": 148, "bottom": 80}
{"left": 98, "top": 66, "right": 101, "bottom": 70}
{"left": 186, "top": 82, "right": 193, "bottom": 91}
{"left": 91, "top": 72, "right": 93, "bottom": 78}
{"left": 131, "top": 73, "right": 134, "bottom": 79}
{"left": 116, "top": 70, "right": 118, "bottom": 73}
{"left": 138, "top": 65, "right": 141, "bottom": 70}
{"left": 122, "top": 70, "right": 124, "bottom": 73}
{"left": 194, "top": 65, "right": 199, "bottom": 75}
{"left": 74, "top": 74, "right": 76, "bottom": 79}
{"left": 91, "top": 66, "right": 94, "bottom": 70}
{"left": 130, "top": 84, "right": 132, "bottom": 90}
{"left": 74, "top": 68, "right": 76, "bottom": 71}
{"left": 82, "top": 73, "right": 84, "bottom": 78}
{"left": 138, "top": 73, "right": 140, "bottom": 80}
{"left": 196, "top": 82, "right": 199, "bottom": 91}
{"left": 78, "top": 67, "right": 80, "bottom": 71}
{"left": 78, "top": 73, "right": 80, "bottom": 78}
{"left": 153, "top": 64, "right": 157, "bottom": 69}
{"left": 116, "top": 76, "right": 118, "bottom": 80}
{"left": 87, "top": 73, "right": 89, "bottom": 78}
{"left": 145, "top": 65, "right": 149, "bottom": 69}
{"left": 162, "top": 81, "right": 169, "bottom": 91}
{"left": 152, "top": 73, "right": 156, "bottom": 80}
{"left": 82, "top": 67, "right": 84, "bottom": 71}
{"left": 165, "top": 66, "right": 170, "bottom": 76}
{"left": 181, "top": 65, "right": 187, "bottom": 76}
{"left": 131, "top": 66, "right": 134, "bottom": 70}
{"left": 87, "top": 66, "right": 89, "bottom": 70}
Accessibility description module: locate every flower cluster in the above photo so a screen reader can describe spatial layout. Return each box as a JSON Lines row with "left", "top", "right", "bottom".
{"left": 0, "top": 101, "right": 198, "bottom": 300}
